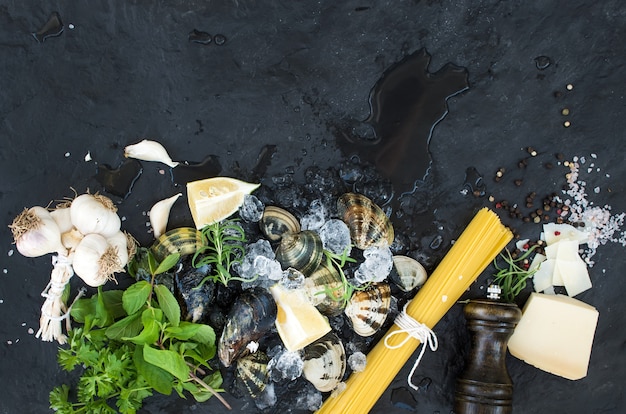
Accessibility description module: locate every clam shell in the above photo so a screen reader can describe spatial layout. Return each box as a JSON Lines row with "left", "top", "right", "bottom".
{"left": 337, "top": 193, "right": 394, "bottom": 250}
{"left": 302, "top": 332, "right": 346, "bottom": 392}
{"left": 275, "top": 230, "right": 323, "bottom": 277}
{"left": 218, "top": 287, "right": 277, "bottom": 367}
{"left": 389, "top": 255, "right": 428, "bottom": 292}
{"left": 150, "top": 227, "right": 202, "bottom": 262}
{"left": 235, "top": 352, "right": 270, "bottom": 398}
{"left": 259, "top": 206, "right": 301, "bottom": 242}
{"left": 305, "top": 260, "right": 345, "bottom": 316}
{"left": 344, "top": 282, "right": 392, "bottom": 337}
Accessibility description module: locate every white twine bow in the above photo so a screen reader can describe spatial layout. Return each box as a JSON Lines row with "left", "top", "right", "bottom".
{"left": 384, "top": 302, "right": 438, "bottom": 391}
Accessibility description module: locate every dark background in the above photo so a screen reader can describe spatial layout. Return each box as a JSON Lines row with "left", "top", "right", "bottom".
{"left": 1, "top": 1, "right": 624, "bottom": 413}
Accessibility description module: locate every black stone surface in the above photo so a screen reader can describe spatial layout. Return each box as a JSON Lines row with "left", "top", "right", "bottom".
{"left": 1, "top": 1, "right": 625, "bottom": 413}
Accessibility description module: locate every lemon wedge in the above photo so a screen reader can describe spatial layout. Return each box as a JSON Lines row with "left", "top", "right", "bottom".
{"left": 269, "top": 284, "right": 332, "bottom": 352}
{"left": 186, "top": 177, "right": 260, "bottom": 228}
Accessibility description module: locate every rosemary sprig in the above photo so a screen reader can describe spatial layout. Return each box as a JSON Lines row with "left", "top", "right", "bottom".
{"left": 492, "top": 244, "right": 539, "bottom": 303}
{"left": 192, "top": 220, "right": 254, "bottom": 287}
{"left": 320, "top": 248, "right": 369, "bottom": 308}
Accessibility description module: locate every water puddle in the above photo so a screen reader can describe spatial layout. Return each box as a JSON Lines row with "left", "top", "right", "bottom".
{"left": 171, "top": 155, "right": 222, "bottom": 185}
{"left": 32, "top": 12, "right": 64, "bottom": 43}
{"left": 95, "top": 159, "right": 142, "bottom": 199}
{"left": 336, "top": 48, "right": 469, "bottom": 196}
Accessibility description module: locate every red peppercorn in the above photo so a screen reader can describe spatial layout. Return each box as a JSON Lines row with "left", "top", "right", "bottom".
{"left": 554, "top": 231, "right": 561, "bottom": 236}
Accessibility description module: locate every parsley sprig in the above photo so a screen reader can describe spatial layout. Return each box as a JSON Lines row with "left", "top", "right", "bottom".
{"left": 50, "top": 251, "right": 230, "bottom": 413}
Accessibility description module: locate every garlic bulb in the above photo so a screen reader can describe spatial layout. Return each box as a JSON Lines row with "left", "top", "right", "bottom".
{"left": 9, "top": 206, "right": 63, "bottom": 257}
{"left": 70, "top": 193, "right": 121, "bottom": 237}
{"left": 124, "top": 139, "right": 179, "bottom": 168}
{"left": 107, "top": 230, "right": 130, "bottom": 268}
{"left": 50, "top": 207, "right": 73, "bottom": 234}
{"left": 149, "top": 193, "right": 182, "bottom": 238}
{"left": 73, "top": 233, "right": 123, "bottom": 287}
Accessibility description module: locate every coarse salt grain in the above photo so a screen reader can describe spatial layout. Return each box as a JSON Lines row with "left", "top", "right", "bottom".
{"left": 557, "top": 155, "right": 626, "bottom": 266}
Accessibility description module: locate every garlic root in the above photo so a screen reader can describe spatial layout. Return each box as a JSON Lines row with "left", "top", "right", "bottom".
{"left": 36, "top": 253, "right": 74, "bottom": 343}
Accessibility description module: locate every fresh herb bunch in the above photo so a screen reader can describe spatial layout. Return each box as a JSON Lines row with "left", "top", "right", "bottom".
{"left": 193, "top": 219, "right": 252, "bottom": 286}
{"left": 50, "top": 251, "right": 229, "bottom": 413}
{"left": 492, "top": 245, "right": 539, "bottom": 303}
{"left": 321, "top": 248, "right": 368, "bottom": 308}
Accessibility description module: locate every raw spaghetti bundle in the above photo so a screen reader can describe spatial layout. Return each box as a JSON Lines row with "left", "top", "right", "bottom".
{"left": 316, "top": 207, "right": 512, "bottom": 414}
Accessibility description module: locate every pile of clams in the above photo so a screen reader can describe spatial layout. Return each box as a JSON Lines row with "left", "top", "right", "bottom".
{"left": 151, "top": 192, "right": 429, "bottom": 401}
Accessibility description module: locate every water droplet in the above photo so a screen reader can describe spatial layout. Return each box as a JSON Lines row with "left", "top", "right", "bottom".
{"left": 32, "top": 12, "right": 64, "bottom": 43}
{"left": 188, "top": 29, "right": 212, "bottom": 45}
{"left": 214, "top": 34, "right": 227, "bottom": 45}
{"left": 429, "top": 234, "right": 443, "bottom": 250}
{"left": 463, "top": 166, "right": 486, "bottom": 197}
{"left": 534, "top": 56, "right": 552, "bottom": 70}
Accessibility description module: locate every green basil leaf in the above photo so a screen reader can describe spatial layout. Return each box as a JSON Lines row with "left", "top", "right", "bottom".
{"left": 94, "top": 287, "right": 113, "bottom": 328}
{"left": 70, "top": 296, "right": 96, "bottom": 323}
{"left": 122, "top": 308, "right": 162, "bottom": 345}
{"left": 165, "top": 322, "right": 202, "bottom": 341}
{"left": 147, "top": 251, "right": 159, "bottom": 275}
{"left": 154, "top": 253, "right": 180, "bottom": 275}
{"left": 154, "top": 284, "right": 180, "bottom": 327}
{"left": 134, "top": 345, "right": 173, "bottom": 395}
{"left": 189, "top": 324, "right": 216, "bottom": 345}
{"left": 100, "top": 289, "right": 126, "bottom": 319}
{"left": 105, "top": 312, "right": 143, "bottom": 340}
{"left": 143, "top": 346, "right": 189, "bottom": 382}
{"left": 122, "top": 281, "right": 151, "bottom": 315}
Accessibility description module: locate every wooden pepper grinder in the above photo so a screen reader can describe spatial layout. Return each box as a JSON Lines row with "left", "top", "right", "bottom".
{"left": 454, "top": 286, "right": 522, "bottom": 414}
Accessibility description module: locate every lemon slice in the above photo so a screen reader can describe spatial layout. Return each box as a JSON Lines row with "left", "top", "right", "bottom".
{"left": 186, "top": 177, "right": 260, "bottom": 228}
{"left": 269, "top": 284, "right": 332, "bottom": 352}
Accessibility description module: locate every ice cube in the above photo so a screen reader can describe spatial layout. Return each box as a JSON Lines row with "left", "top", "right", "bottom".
{"left": 239, "top": 194, "right": 265, "bottom": 223}
{"left": 319, "top": 219, "right": 352, "bottom": 256}
{"left": 301, "top": 199, "right": 327, "bottom": 231}
{"left": 268, "top": 349, "right": 304, "bottom": 381}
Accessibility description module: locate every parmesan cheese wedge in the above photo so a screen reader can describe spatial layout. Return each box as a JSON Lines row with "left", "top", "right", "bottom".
{"left": 533, "top": 225, "right": 592, "bottom": 296}
{"left": 508, "top": 293, "right": 599, "bottom": 380}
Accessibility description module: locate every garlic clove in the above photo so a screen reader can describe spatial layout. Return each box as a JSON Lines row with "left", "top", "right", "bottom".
{"left": 9, "top": 206, "right": 63, "bottom": 257}
{"left": 61, "top": 228, "right": 84, "bottom": 251}
{"left": 149, "top": 193, "right": 182, "bottom": 238}
{"left": 70, "top": 193, "right": 121, "bottom": 238}
{"left": 124, "top": 139, "right": 179, "bottom": 168}
{"left": 50, "top": 207, "right": 73, "bottom": 234}
{"left": 107, "top": 230, "right": 129, "bottom": 268}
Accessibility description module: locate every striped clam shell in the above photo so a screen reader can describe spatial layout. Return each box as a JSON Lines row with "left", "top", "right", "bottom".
{"left": 259, "top": 206, "right": 301, "bottom": 242}
{"left": 275, "top": 230, "right": 323, "bottom": 277}
{"left": 302, "top": 332, "right": 346, "bottom": 392}
{"left": 344, "top": 282, "right": 392, "bottom": 337}
{"left": 337, "top": 193, "right": 394, "bottom": 250}
{"left": 150, "top": 227, "right": 202, "bottom": 262}
{"left": 305, "top": 260, "right": 345, "bottom": 316}
{"left": 235, "top": 352, "right": 270, "bottom": 398}
{"left": 389, "top": 255, "right": 428, "bottom": 292}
